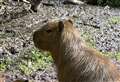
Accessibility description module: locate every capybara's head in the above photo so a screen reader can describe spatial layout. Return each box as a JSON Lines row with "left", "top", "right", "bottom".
{"left": 33, "top": 19, "right": 74, "bottom": 52}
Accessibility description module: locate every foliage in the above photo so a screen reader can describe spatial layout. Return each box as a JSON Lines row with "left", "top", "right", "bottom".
{"left": 0, "top": 49, "right": 53, "bottom": 75}
{"left": 81, "top": 31, "right": 95, "bottom": 48}
{"left": 19, "top": 49, "right": 53, "bottom": 75}
{"left": 0, "top": 57, "right": 13, "bottom": 71}
{"left": 108, "top": 16, "right": 120, "bottom": 24}
{"left": 97, "top": 0, "right": 120, "bottom": 7}
{"left": 80, "top": 30, "right": 120, "bottom": 61}
{"left": 115, "top": 52, "right": 120, "bottom": 61}
{"left": 102, "top": 52, "right": 120, "bottom": 61}
{"left": 0, "top": 62, "right": 7, "bottom": 71}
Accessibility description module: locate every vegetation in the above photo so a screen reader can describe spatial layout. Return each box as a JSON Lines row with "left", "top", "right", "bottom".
{"left": 97, "top": 0, "right": 120, "bottom": 7}
{"left": 80, "top": 30, "right": 96, "bottom": 48}
{"left": 81, "top": 31, "right": 120, "bottom": 61}
{"left": 108, "top": 16, "right": 120, "bottom": 24}
{"left": 0, "top": 49, "right": 53, "bottom": 75}
{"left": 102, "top": 52, "right": 120, "bottom": 61}
{"left": 0, "top": 58, "right": 13, "bottom": 71}
{"left": 19, "top": 49, "right": 53, "bottom": 75}
{"left": 0, "top": 0, "right": 120, "bottom": 7}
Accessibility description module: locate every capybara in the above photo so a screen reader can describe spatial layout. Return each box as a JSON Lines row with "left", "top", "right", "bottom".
{"left": 0, "top": 77, "right": 5, "bottom": 82}
{"left": 33, "top": 18, "right": 120, "bottom": 82}
{"left": 0, "top": 73, "right": 5, "bottom": 82}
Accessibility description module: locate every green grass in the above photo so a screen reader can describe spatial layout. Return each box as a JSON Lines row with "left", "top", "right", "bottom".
{"left": 97, "top": 0, "right": 120, "bottom": 7}
{"left": 0, "top": 56, "right": 13, "bottom": 71}
{"left": 0, "top": 49, "right": 53, "bottom": 75}
{"left": 80, "top": 30, "right": 120, "bottom": 61}
{"left": 0, "top": 63, "right": 7, "bottom": 71}
{"left": 102, "top": 52, "right": 120, "bottom": 61}
{"left": 19, "top": 49, "right": 53, "bottom": 75}
{"left": 108, "top": 16, "right": 120, "bottom": 24}
{"left": 115, "top": 52, "right": 120, "bottom": 61}
{"left": 80, "top": 31, "right": 95, "bottom": 48}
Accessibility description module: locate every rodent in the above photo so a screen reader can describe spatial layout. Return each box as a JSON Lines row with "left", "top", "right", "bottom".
{"left": 0, "top": 77, "right": 5, "bottom": 82}
{"left": 33, "top": 18, "right": 120, "bottom": 82}
{"left": 0, "top": 73, "right": 5, "bottom": 82}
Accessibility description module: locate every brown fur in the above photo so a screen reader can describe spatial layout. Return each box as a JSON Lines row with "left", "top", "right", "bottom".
{"left": 0, "top": 77, "right": 5, "bottom": 82}
{"left": 0, "top": 73, "right": 5, "bottom": 82}
{"left": 33, "top": 19, "right": 120, "bottom": 82}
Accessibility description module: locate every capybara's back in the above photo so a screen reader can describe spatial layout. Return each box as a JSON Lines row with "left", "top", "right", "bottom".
{"left": 33, "top": 18, "right": 120, "bottom": 82}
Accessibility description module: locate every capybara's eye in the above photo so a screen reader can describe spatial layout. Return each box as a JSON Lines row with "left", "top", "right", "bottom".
{"left": 46, "top": 29, "right": 52, "bottom": 33}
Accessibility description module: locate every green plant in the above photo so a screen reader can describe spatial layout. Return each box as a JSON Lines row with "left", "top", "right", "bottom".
{"left": 108, "top": 16, "right": 120, "bottom": 24}
{"left": 81, "top": 31, "right": 95, "bottom": 48}
{"left": 0, "top": 63, "right": 6, "bottom": 71}
{"left": 102, "top": 51, "right": 120, "bottom": 61}
{"left": 0, "top": 57, "right": 13, "bottom": 71}
{"left": 106, "top": 0, "right": 120, "bottom": 7}
{"left": 19, "top": 49, "right": 53, "bottom": 75}
{"left": 115, "top": 52, "right": 120, "bottom": 61}
{"left": 97, "top": 0, "right": 120, "bottom": 7}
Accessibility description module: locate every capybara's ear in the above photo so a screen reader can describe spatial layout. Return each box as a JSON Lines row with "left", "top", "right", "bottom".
{"left": 58, "top": 21, "right": 64, "bottom": 32}
{"left": 67, "top": 19, "right": 73, "bottom": 25}
{"left": 64, "top": 19, "right": 74, "bottom": 27}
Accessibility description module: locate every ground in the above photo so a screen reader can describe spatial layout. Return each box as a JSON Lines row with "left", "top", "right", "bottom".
{"left": 0, "top": 0, "right": 120, "bottom": 82}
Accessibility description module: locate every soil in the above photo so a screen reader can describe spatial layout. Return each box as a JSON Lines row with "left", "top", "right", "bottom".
{"left": 0, "top": 0, "right": 120, "bottom": 82}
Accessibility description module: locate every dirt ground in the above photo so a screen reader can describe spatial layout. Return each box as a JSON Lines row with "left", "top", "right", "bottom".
{"left": 0, "top": 0, "right": 120, "bottom": 82}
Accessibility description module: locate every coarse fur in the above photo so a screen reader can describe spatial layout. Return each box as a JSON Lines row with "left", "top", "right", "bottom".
{"left": 33, "top": 19, "right": 120, "bottom": 82}
{"left": 0, "top": 73, "right": 5, "bottom": 82}
{"left": 0, "top": 77, "right": 5, "bottom": 82}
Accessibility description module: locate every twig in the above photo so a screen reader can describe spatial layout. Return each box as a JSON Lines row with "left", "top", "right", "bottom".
{"left": 79, "top": 22, "right": 100, "bottom": 28}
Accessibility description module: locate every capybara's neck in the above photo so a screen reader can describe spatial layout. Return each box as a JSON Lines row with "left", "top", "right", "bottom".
{"left": 53, "top": 28, "right": 87, "bottom": 81}
{"left": 50, "top": 27, "right": 120, "bottom": 82}
{"left": 51, "top": 27, "right": 84, "bottom": 65}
